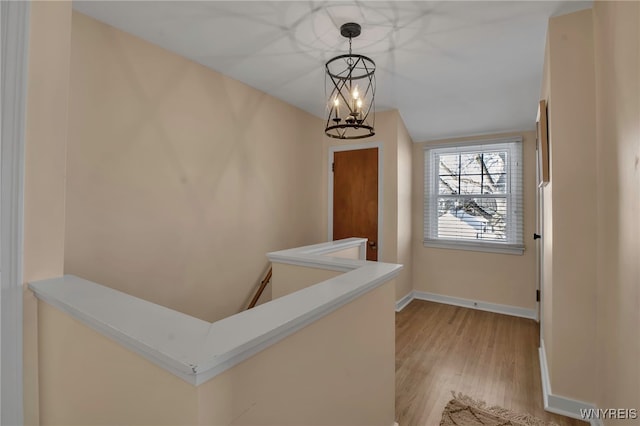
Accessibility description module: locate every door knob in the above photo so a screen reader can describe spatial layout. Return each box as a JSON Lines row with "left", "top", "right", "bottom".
{"left": 368, "top": 241, "right": 377, "bottom": 250}
{"left": 533, "top": 233, "right": 541, "bottom": 240}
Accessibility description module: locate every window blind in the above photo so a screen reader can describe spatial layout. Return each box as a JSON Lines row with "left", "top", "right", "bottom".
{"left": 423, "top": 138, "right": 524, "bottom": 254}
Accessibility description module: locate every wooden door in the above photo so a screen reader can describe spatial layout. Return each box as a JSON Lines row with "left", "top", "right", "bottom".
{"left": 333, "top": 148, "right": 378, "bottom": 261}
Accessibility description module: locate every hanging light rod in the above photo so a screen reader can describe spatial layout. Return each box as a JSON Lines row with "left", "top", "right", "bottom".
{"left": 325, "top": 22, "right": 376, "bottom": 140}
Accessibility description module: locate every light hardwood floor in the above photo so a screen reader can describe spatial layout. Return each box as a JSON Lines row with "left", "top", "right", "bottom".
{"left": 395, "top": 300, "right": 586, "bottom": 425}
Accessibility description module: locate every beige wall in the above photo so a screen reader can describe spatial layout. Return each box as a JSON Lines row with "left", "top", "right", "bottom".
{"left": 36, "top": 280, "right": 396, "bottom": 425}
{"left": 22, "top": 2, "right": 73, "bottom": 424}
{"left": 271, "top": 263, "right": 342, "bottom": 299}
{"left": 322, "top": 245, "right": 361, "bottom": 260}
{"left": 593, "top": 0, "right": 640, "bottom": 417}
{"left": 411, "top": 131, "right": 537, "bottom": 311}
{"left": 324, "top": 110, "right": 413, "bottom": 301}
{"left": 396, "top": 115, "right": 414, "bottom": 300}
{"left": 64, "top": 12, "right": 325, "bottom": 323}
{"left": 38, "top": 301, "right": 198, "bottom": 426}
{"left": 198, "top": 280, "right": 396, "bottom": 426}
{"left": 541, "top": 2, "right": 640, "bottom": 413}
{"left": 542, "top": 8, "right": 598, "bottom": 403}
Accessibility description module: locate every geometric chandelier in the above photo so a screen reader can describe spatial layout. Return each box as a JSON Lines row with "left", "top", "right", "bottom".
{"left": 325, "top": 22, "right": 376, "bottom": 139}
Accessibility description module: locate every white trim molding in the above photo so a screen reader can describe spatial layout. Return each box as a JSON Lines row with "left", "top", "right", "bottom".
{"left": 328, "top": 142, "right": 383, "bottom": 260}
{"left": 395, "top": 292, "right": 413, "bottom": 312}
{"left": 423, "top": 239, "right": 524, "bottom": 255}
{"left": 539, "top": 339, "right": 600, "bottom": 425}
{"left": 267, "top": 238, "right": 368, "bottom": 272}
{"left": 411, "top": 291, "right": 537, "bottom": 320}
{"left": 1, "top": 1, "right": 30, "bottom": 424}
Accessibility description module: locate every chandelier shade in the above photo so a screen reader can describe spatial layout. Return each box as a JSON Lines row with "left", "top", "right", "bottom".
{"left": 325, "top": 23, "right": 376, "bottom": 139}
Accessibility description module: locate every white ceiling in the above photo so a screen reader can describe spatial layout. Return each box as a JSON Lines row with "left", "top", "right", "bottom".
{"left": 73, "top": 1, "right": 591, "bottom": 142}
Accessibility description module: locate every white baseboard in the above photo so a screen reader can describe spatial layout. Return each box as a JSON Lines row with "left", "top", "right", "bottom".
{"left": 395, "top": 291, "right": 414, "bottom": 312}
{"left": 410, "top": 291, "right": 537, "bottom": 320}
{"left": 539, "top": 339, "right": 601, "bottom": 425}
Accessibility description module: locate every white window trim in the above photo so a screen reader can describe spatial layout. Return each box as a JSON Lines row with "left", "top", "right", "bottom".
{"left": 423, "top": 137, "right": 524, "bottom": 255}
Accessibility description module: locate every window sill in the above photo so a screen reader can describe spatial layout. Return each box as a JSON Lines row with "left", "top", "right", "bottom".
{"left": 423, "top": 239, "right": 524, "bottom": 255}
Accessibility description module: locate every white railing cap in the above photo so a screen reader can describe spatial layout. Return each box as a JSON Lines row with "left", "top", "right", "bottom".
{"left": 30, "top": 239, "right": 402, "bottom": 386}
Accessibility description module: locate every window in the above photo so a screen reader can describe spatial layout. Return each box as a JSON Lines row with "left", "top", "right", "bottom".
{"left": 424, "top": 138, "right": 524, "bottom": 254}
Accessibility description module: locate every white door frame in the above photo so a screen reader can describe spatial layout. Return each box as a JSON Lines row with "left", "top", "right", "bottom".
{"left": 536, "top": 139, "right": 544, "bottom": 332}
{"left": 1, "top": 1, "right": 29, "bottom": 424}
{"left": 536, "top": 186, "right": 544, "bottom": 327}
{"left": 328, "top": 142, "right": 383, "bottom": 260}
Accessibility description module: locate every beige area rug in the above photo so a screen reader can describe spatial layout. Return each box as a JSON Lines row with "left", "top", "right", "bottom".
{"left": 440, "top": 393, "right": 559, "bottom": 426}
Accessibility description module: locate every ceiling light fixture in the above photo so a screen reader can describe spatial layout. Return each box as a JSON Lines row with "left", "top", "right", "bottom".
{"left": 325, "top": 22, "right": 375, "bottom": 139}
